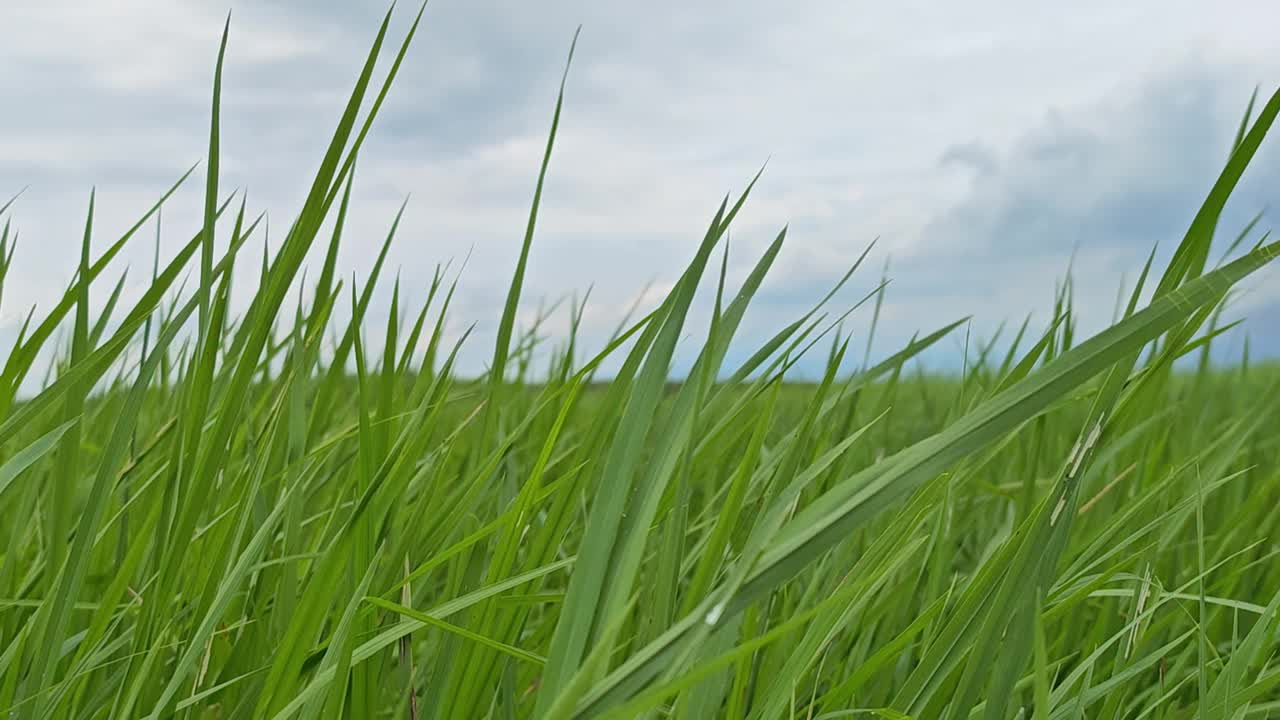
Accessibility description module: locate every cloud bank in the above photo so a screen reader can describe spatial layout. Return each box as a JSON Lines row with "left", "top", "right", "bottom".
{"left": 2, "top": 0, "right": 1277, "bottom": 376}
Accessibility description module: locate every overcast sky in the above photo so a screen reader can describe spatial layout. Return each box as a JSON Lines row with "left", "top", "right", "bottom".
{"left": 2, "top": 0, "right": 1278, "bottom": 377}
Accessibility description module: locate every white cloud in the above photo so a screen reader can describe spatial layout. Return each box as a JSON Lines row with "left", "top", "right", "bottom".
{"left": 2, "top": 0, "right": 1279, "bottom": 377}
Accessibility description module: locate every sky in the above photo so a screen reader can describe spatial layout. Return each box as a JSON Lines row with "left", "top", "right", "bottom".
{"left": 2, "top": 0, "right": 1279, "bottom": 378}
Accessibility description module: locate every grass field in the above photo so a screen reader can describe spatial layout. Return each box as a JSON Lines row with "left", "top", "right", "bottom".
{"left": 3, "top": 6, "right": 1280, "bottom": 719}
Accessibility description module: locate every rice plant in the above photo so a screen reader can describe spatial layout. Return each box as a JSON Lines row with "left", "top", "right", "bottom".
{"left": 2, "top": 5, "right": 1279, "bottom": 718}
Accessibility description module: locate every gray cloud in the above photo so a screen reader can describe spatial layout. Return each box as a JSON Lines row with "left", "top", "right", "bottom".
{"left": 923, "top": 66, "right": 1273, "bottom": 258}
{"left": 870, "top": 64, "right": 1280, "bottom": 367}
{"left": 2, "top": 1, "right": 1279, "bottom": 378}
{"left": 940, "top": 142, "right": 1001, "bottom": 178}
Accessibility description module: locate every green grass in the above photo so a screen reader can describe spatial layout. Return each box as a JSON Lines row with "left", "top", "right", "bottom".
{"left": 3, "top": 5, "right": 1280, "bottom": 718}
